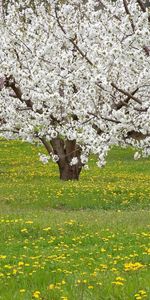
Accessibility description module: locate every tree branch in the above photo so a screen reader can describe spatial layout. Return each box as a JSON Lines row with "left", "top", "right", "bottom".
{"left": 116, "top": 87, "right": 139, "bottom": 109}
{"left": 54, "top": 6, "right": 94, "bottom": 66}
{"left": 88, "top": 112, "right": 121, "bottom": 124}
{"left": 39, "top": 137, "right": 53, "bottom": 155}
{"left": 127, "top": 130, "right": 150, "bottom": 140}
{"left": 123, "top": 0, "right": 135, "bottom": 31}
{"left": 111, "top": 83, "right": 142, "bottom": 105}
{"left": 143, "top": 45, "right": 150, "bottom": 56}
{"left": 4, "top": 75, "right": 33, "bottom": 108}
{"left": 136, "top": 0, "right": 150, "bottom": 22}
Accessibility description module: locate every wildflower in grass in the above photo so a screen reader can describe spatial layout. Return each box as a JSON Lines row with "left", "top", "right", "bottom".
{"left": 4, "top": 265, "right": 12, "bottom": 269}
{"left": 111, "top": 267, "right": 117, "bottom": 272}
{"left": 143, "top": 248, "right": 150, "bottom": 255}
{"left": 12, "top": 269, "right": 17, "bottom": 275}
{"left": 65, "top": 219, "right": 76, "bottom": 225}
{"left": 88, "top": 285, "right": 94, "bottom": 289}
{"left": 32, "top": 290, "right": 41, "bottom": 299}
{"left": 124, "top": 262, "right": 144, "bottom": 271}
{"left": 141, "top": 232, "right": 150, "bottom": 237}
{"left": 25, "top": 221, "right": 33, "bottom": 224}
{"left": 100, "top": 264, "right": 107, "bottom": 270}
{"left": 77, "top": 280, "right": 81, "bottom": 284}
{"left": 112, "top": 276, "right": 125, "bottom": 286}
{"left": 21, "top": 228, "right": 28, "bottom": 233}
{"left": 101, "top": 248, "right": 106, "bottom": 252}
{"left": 139, "top": 290, "right": 147, "bottom": 295}
{"left": 48, "top": 284, "right": 55, "bottom": 290}
{"left": 18, "top": 262, "right": 24, "bottom": 267}
{"left": 83, "top": 280, "right": 87, "bottom": 284}
{"left": 112, "top": 281, "right": 124, "bottom": 286}
{"left": 43, "top": 227, "right": 51, "bottom": 231}
{"left": 20, "top": 289, "right": 26, "bottom": 293}
{"left": 0, "top": 255, "right": 6, "bottom": 259}
{"left": 135, "top": 290, "right": 147, "bottom": 299}
{"left": 115, "top": 277, "right": 125, "bottom": 282}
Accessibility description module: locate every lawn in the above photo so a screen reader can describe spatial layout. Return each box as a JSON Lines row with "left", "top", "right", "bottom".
{"left": 0, "top": 140, "right": 150, "bottom": 299}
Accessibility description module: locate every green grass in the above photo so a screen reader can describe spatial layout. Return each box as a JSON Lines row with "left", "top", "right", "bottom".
{"left": 0, "top": 140, "right": 150, "bottom": 299}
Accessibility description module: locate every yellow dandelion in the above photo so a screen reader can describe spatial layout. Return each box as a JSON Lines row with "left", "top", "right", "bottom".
{"left": 21, "top": 228, "right": 28, "bottom": 233}
{"left": 20, "top": 289, "right": 26, "bottom": 293}
{"left": 139, "top": 290, "right": 147, "bottom": 295}
{"left": 101, "top": 248, "right": 106, "bottom": 252}
{"left": 83, "top": 279, "right": 87, "bottom": 283}
{"left": 18, "top": 261, "right": 24, "bottom": 267}
{"left": 124, "top": 262, "right": 144, "bottom": 271}
{"left": 48, "top": 284, "right": 55, "bottom": 290}
{"left": 43, "top": 227, "right": 51, "bottom": 231}
{"left": 115, "top": 277, "right": 125, "bottom": 282}
{"left": 112, "top": 281, "right": 124, "bottom": 286}
{"left": 25, "top": 220, "right": 33, "bottom": 224}
{"left": 32, "top": 290, "right": 41, "bottom": 299}
{"left": 0, "top": 255, "right": 6, "bottom": 259}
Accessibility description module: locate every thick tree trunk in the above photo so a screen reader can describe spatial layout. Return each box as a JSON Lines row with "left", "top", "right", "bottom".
{"left": 41, "top": 137, "right": 83, "bottom": 180}
{"left": 59, "top": 163, "right": 82, "bottom": 181}
{"left": 50, "top": 138, "right": 83, "bottom": 181}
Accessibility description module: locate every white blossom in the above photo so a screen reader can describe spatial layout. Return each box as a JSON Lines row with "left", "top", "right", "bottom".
{"left": 134, "top": 152, "right": 141, "bottom": 160}
{"left": 70, "top": 157, "right": 78, "bottom": 166}
{"left": 0, "top": 0, "right": 149, "bottom": 173}
{"left": 39, "top": 153, "right": 50, "bottom": 164}
{"left": 52, "top": 154, "right": 59, "bottom": 162}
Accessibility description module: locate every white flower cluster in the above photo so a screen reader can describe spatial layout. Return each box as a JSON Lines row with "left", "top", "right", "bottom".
{"left": 38, "top": 153, "right": 50, "bottom": 164}
{"left": 70, "top": 157, "right": 78, "bottom": 166}
{"left": 134, "top": 152, "right": 141, "bottom": 160}
{"left": 0, "top": 0, "right": 149, "bottom": 169}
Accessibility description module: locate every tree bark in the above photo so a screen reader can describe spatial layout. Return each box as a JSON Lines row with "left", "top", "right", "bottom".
{"left": 59, "top": 163, "right": 82, "bottom": 181}
{"left": 50, "top": 138, "right": 83, "bottom": 181}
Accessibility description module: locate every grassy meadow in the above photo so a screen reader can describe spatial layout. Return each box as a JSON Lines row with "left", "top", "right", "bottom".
{"left": 0, "top": 140, "right": 150, "bottom": 300}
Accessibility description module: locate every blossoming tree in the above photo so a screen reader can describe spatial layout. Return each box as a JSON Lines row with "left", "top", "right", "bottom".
{"left": 0, "top": 0, "right": 150, "bottom": 180}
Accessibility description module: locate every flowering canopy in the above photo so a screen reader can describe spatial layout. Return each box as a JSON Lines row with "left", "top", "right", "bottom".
{"left": 0, "top": 0, "right": 150, "bottom": 173}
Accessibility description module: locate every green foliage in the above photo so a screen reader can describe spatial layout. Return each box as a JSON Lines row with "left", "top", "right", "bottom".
{"left": 0, "top": 141, "right": 150, "bottom": 299}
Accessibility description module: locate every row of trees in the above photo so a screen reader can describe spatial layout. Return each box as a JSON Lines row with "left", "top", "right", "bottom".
{"left": 0, "top": 0, "right": 150, "bottom": 180}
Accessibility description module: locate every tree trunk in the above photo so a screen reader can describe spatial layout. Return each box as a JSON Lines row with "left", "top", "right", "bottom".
{"left": 50, "top": 138, "right": 83, "bottom": 181}
{"left": 40, "top": 137, "right": 83, "bottom": 181}
{"left": 59, "top": 162, "right": 82, "bottom": 181}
